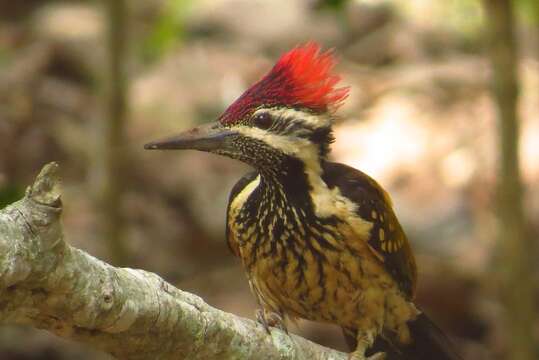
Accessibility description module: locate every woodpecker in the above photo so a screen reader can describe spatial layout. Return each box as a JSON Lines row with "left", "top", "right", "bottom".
{"left": 145, "top": 43, "right": 460, "bottom": 360}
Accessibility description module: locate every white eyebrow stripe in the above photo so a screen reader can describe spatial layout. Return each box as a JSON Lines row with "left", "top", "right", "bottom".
{"left": 253, "top": 108, "right": 332, "bottom": 128}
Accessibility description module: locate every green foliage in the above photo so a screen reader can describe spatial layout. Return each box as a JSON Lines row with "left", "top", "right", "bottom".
{"left": 142, "top": 0, "right": 193, "bottom": 63}
{"left": 444, "top": 0, "right": 484, "bottom": 36}
{"left": 0, "top": 184, "right": 24, "bottom": 209}
{"left": 515, "top": 0, "right": 539, "bottom": 25}
{"left": 315, "top": 0, "right": 349, "bottom": 12}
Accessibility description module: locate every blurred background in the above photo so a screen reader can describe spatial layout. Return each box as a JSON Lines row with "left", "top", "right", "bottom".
{"left": 0, "top": 0, "right": 538, "bottom": 359}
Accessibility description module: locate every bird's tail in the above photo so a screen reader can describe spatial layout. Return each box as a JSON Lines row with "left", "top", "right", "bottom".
{"left": 398, "top": 312, "right": 462, "bottom": 360}
{"left": 342, "top": 312, "right": 462, "bottom": 360}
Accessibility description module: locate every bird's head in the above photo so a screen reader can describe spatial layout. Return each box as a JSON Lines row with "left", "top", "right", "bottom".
{"left": 145, "top": 42, "right": 349, "bottom": 175}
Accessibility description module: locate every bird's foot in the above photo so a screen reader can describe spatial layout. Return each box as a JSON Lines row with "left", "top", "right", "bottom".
{"left": 256, "top": 309, "right": 288, "bottom": 334}
{"left": 349, "top": 330, "right": 382, "bottom": 360}
{"left": 348, "top": 352, "right": 386, "bottom": 360}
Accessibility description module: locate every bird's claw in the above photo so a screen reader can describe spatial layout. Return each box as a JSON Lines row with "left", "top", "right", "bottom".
{"left": 256, "top": 309, "right": 288, "bottom": 334}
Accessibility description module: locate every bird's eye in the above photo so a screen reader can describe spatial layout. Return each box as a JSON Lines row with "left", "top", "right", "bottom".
{"left": 253, "top": 113, "right": 273, "bottom": 130}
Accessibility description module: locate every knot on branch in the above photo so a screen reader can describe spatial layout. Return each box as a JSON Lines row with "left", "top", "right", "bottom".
{"left": 26, "top": 162, "right": 62, "bottom": 208}
{"left": 0, "top": 162, "right": 65, "bottom": 288}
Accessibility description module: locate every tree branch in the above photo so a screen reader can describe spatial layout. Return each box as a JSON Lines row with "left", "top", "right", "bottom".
{"left": 0, "top": 163, "right": 349, "bottom": 360}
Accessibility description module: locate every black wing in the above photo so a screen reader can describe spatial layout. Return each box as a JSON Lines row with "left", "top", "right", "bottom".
{"left": 322, "top": 161, "right": 417, "bottom": 299}
{"left": 225, "top": 171, "right": 259, "bottom": 257}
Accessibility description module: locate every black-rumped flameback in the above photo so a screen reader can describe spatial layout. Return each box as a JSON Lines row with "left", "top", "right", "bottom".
{"left": 145, "top": 43, "right": 460, "bottom": 360}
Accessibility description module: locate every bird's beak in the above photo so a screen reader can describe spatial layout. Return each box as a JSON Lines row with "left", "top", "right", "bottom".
{"left": 144, "top": 121, "right": 237, "bottom": 152}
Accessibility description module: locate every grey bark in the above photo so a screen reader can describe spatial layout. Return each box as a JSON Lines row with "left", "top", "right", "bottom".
{"left": 0, "top": 163, "right": 349, "bottom": 360}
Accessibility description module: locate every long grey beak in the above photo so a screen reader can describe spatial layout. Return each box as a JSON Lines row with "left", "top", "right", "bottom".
{"left": 144, "top": 121, "right": 237, "bottom": 152}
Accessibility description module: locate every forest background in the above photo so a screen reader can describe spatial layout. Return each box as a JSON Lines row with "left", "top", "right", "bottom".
{"left": 1, "top": 0, "right": 538, "bottom": 359}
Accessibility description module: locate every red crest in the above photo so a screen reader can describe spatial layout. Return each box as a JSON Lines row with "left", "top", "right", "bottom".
{"left": 219, "top": 42, "right": 349, "bottom": 125}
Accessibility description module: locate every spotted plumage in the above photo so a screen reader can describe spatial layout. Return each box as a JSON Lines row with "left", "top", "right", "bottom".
{"left": 145, "top": 43, "right": 461, "bottom": 360}
{"left": 226, "top": 156, "right": 419, "bottom": 353}
{"left": 322, "top": 162, "right": 417, "bottom": 298}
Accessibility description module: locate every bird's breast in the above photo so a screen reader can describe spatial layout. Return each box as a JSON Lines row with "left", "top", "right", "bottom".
{"left": 230, "top": 199, "right": 395, "bottom": 327}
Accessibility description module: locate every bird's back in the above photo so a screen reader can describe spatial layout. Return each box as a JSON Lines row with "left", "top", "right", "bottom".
{"left": 321, "top": 161, "right": 417, "bottom": 298}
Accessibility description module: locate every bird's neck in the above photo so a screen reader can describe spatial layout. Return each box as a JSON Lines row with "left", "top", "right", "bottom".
{"left": 257, "top": 152, "right": 341, "bottom": 220}
{"left": 258, "top": 155, "right": 326, "bottom": 211}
